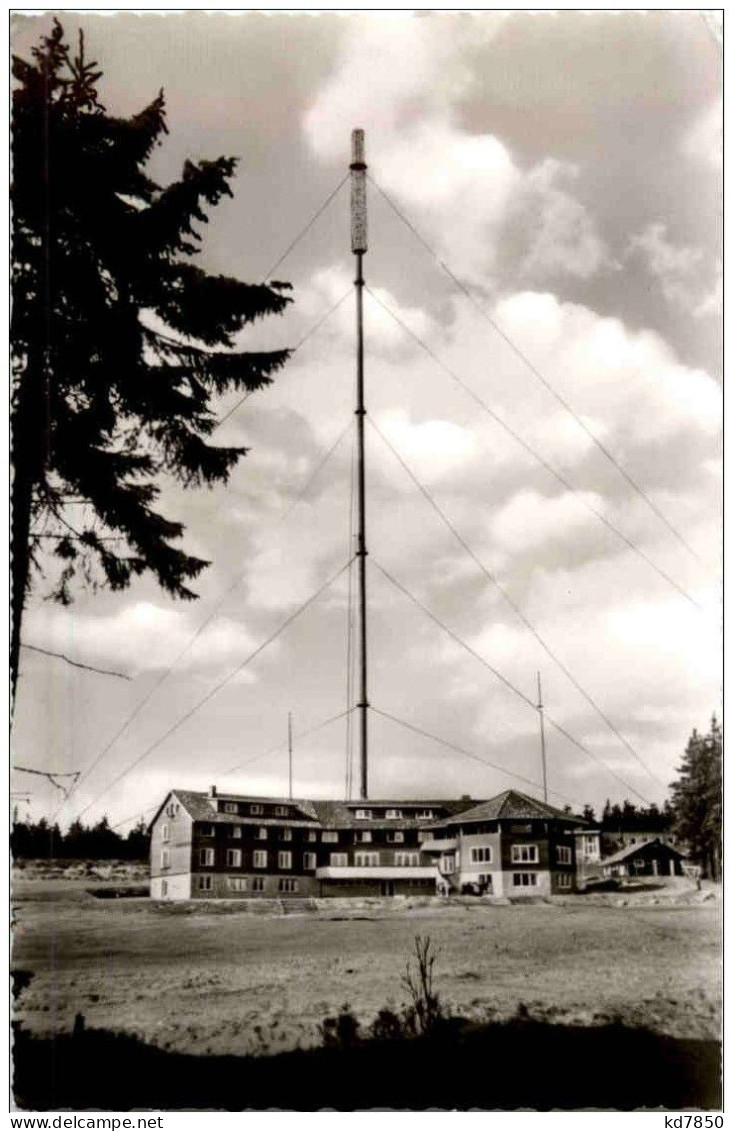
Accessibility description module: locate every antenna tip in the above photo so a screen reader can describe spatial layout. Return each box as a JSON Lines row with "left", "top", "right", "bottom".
{"left": 351, "top": 128, "right": 365, "bottom": 165}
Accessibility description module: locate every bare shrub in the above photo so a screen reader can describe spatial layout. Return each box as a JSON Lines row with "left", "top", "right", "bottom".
{"left": 401, "top": 934, "right": 443, "bottom": 1035}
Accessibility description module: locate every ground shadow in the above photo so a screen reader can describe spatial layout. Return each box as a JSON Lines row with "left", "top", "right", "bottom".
{"left": 13, "top": 1017, "right": 721, "bottom": 1111}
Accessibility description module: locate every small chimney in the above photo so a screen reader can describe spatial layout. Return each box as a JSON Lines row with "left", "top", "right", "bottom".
{"left": 208, "top": 785, "right": 217, "bottom": 798}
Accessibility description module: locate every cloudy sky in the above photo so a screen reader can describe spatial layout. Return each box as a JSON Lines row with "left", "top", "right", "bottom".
{"left": 11, "top": 11, "right": 721, "bottom": 831}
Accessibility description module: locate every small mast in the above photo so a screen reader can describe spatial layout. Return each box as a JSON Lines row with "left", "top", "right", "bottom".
{"left": 351, "top": 128, "right": 369, "bottom": 801}
{"left": 537, "top": 671, "right": 548, "bottom": 804}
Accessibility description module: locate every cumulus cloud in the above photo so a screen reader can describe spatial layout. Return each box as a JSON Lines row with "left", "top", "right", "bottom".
{"left": 490, "top": 488, "right": 604, "bottom": 554}
{"left": 490, "top": 291, "right": 721, "bottom": 446}
{"left": 682, "top": 97, "right": 722, "bottom": 169}
{"left": 693, "top": 259, "right": 722, "bottom": 321}
{"left": 304, "top": 15, "right": 607, "bottom": 287}
{"left": 377, "top": 409, "right": 479, "bottom": 484}
{"left": 23, "top": 600, "right": 261, "bottom": 678}
{"left": 516, "top": 160, "right": 611, "bottom": 281}
{"left": 243, "top": 473, "right": 353, "bottom": 610}
{"left": 626, "top": 222, "right": 705, "bottom": 309}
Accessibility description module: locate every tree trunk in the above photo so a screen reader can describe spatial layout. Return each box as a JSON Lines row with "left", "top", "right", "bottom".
{"left": 10, "top": 354, "right": 47, "bottom": 709}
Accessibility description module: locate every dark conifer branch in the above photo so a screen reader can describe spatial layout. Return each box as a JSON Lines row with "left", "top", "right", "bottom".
{"left": 11, "top": 20, "right": 292, "bottom": 700}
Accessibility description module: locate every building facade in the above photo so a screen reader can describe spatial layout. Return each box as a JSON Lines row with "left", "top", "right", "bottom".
{"left": 574, "top": 827, "right": 602, "bottom": 885}
{"left": 421, "top": 791, "right": 585, "bottom": 896}
{"left": 149, "top": 788, "right": 474, "bottom": 900}
{"left": 149, "top": 786, "right": 590, "bottom": 900}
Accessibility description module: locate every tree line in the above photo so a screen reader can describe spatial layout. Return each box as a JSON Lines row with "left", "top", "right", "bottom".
{"left": 580, "top": 716, "right": 721, "bottom": 880}
{"left": 579, "top": 800, "right": 672, "bottom": 832}
{"left": 11, "top": 815, "right": 150, "bottom": 861}
{"left": 11, "top": 719, "right": 721, "bottom": 876}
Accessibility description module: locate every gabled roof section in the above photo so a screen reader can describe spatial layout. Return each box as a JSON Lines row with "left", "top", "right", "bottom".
{"left": 147, "top": 790, "right": 180, "bottom": 832}
{"left": 433, "top": 789, "right": 587, "bottom": 827}
{"left": 162, "top": 790, "right": 319, "bottom": 825}
{"left": 601, "top": 838, "right": 687, "bottom": 867}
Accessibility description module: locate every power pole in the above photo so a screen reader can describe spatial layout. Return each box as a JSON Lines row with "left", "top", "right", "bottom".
{"left": 351, "top": 128, "right": 369, "bottom": 801}
{"left": 537, "top": 671, "right": 548, "bottom": 804}
{"left": 288, "top": 712, "right": 293, "bottom": 801}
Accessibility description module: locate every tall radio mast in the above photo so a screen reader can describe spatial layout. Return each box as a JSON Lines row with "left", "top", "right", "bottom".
{"left": 351, "top": 128, "right": 369, "bottom": 800}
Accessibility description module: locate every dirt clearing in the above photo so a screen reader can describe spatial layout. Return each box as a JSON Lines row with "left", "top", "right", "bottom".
{"left": 12, "top": 878, "right": 720, "bottom": 1059}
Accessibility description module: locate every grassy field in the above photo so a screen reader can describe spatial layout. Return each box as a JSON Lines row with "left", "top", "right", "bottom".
{"left": 12, "top": 874, "right": 721, "bottom": 1061}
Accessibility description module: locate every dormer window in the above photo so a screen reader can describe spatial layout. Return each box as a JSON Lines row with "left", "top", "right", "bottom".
{"left": 250, "top": 804, "right": 263, "bottom": 816}
{"left": 223, "top": 802, "right": 238, "bottom": 815}
{"left": 385, "top": 809, "right": 402, "bottom": 819}
{"left": 355, "top": 809, "right": 372, "bottom": 820}
{"left": 275, "top": 806, "right": 288, "bottom": 817}
{"left": 201, "top": 825, "right": 215, "bottom": 838}
{"left": 417, "top": 810, "right": 434, "bottom": 820}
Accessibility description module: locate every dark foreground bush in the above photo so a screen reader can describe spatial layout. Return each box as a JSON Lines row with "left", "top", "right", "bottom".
{"left": 13, "top": 1016, "right": 720, "bottom": 1111}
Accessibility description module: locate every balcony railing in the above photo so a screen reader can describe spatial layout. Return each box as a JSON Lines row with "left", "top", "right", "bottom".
{"left": 315, "top": 865, "right": 439, "bottom": 881}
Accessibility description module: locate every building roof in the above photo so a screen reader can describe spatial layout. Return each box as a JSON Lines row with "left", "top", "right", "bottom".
{"left": 152, "top": 790, "right": 478, "bottom": 831}
{"left": 601, "top": 838, "right": 688, "bottom": 868}
{"left": 169, "top": 790, "right": 319, "bottom": 825}
{"left": 309, "top": 799, "right": 474, "bottom": 829}
{"left": 432, "top": 789, "right": 587, "bottom": 828}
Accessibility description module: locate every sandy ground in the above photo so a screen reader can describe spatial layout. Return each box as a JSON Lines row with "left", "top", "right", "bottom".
{"left": 12, "top": 871, "right": 721, "bottom": 1058}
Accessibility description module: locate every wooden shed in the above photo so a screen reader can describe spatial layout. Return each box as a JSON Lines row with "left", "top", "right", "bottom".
{"left": 601, "top": 838, "right": 687, "bottom": 879}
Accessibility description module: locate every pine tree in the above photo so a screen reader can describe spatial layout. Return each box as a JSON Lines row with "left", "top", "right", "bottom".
{"left": 125, "top": 817, "right": 150, "bottom": 861}
{"left": 11, "top": 21, "right": 292, "bottom": 699}
{"left": 669, "top": 716, "right": 722, "bottom": 879}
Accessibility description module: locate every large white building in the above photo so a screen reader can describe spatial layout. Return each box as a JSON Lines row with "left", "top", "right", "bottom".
{"left": 149, "top": 786, "right": 590, "bottom": 900}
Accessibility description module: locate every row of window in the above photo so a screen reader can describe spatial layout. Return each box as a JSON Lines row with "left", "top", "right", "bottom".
{"left": 162, "top": 849, "right": 425, "bottom": 871}
{"left": 165, "top": 873, "right": 572, "bottom": 898}
{"left": 221, "top": 802, "right": 292, "bottom": 817}
{"left": 444, "top": 823, "right": 579, "bottom": 839}
{"left": 468, "top": 845, "right": 571, "bottom": 865}
{"left": 184, "top": 825, "right": 416, "bottom": 844}
{"left": 509, "top": 873, "right": 572, "bottom": 889}
{"left": 209, "top": 805, "right": 438, "bottom": 823}
{"left": 162, "top": 844, "right": 570, "bottom": 869}
{"left": 190, "top": 826, "right": 340, "bottom": 843}
{"left": 196, "top": 849, "right": 311, "bottom": 870}
{"left": 337, "top": 852, "right": 420, "bottom": 867}
{"left": 351, "top": 808, "right": 435, "bottom": 820}
{"left": 194, "top": 875, "right": 300, "bottom": 893}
